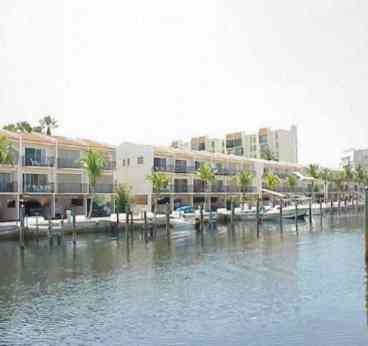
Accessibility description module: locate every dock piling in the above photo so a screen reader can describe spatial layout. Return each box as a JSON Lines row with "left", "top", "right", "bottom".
{"left": 295, "top": 201, "right": 298, "bottom": 233}
{"left": 279, "top": 199, "right": 283, "bottom": 232}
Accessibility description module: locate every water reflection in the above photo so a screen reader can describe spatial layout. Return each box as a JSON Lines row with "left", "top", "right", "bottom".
{"left": 0, "top": 216, "right": 367, "bottom": 345}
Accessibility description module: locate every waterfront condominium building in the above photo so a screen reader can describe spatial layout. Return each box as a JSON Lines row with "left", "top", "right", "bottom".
{"left": 116, "top": 142, "right": 305, "bottom": 212}
{"left": 0, "top": 129, "right": 115, "bottom": 221}
{"left": 340, "top": 148, "right": 368, "bottom": 169}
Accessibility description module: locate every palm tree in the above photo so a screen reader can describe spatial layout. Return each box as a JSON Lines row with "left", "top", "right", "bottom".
{"left": 3, "top": 121, "right": 33, "bottom": 133}
{"left": 114, "top": 183, "right": 132, "bottom": 213}
{"left": 286, "top": 174, "right": 297, "bottom": 192}
{"left": 235, "top": 169, "right": 254, "bottom": 209}
{"left": 39, "top": 116, "right": 58, "bottom": 135}
{"left": 0, "top": 135, "right": 14, "bottom": 165}
{"left": 343, "top": 165, "right": 354, "bottom": 192}
{"left": 196, "top": 163, "right": 215, "bottom": 210}
{"left": 306, "top": 164, "right": 320, "bottom": 200}
{"left": 319, "top": 168, "right": 331, "bottom": 201}
{"left": 331, "top": 170, "right": 346, "bottom": 203}
{"left": 353, "top": 165, "right": 366, "bottom": 191}
{"left": 261, "top": 146, "right": 278, "bottom": 161}
{"left": 80, "top": 149, "right": 105, "bottom": 217}
{"left": 263, "top": 172, "right": 280, "bottom": 191}
{"left": 146, "top": 171, "right": 170, "bottom": 213}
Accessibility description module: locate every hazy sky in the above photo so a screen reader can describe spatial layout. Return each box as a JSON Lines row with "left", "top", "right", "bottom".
{"left": 1, "top": 0, "right": 367, "bottom": 168}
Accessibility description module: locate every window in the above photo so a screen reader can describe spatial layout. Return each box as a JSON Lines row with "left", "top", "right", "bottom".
{"left": 122, "top": 159, "right": 125, "bottom": 167}
{"left": 127, "top": 158, "right": 130, "bottom": 166}
{"left": 154, "top": 157, "right": 167, "bottom": 171}
{"left": 7, "top": 200, "right": 15, "bottom": 208}
{"left": 137, "top": 156, "right": 144, "bottom": 165}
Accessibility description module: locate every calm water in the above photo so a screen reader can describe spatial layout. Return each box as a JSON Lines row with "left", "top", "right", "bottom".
{"left": 0, "top": 215, "right": 368, "bottom": 345}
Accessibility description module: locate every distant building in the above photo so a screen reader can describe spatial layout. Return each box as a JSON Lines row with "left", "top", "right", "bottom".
{"left": 340, "top": 148, "right": 368, "bottom": 169}
{"left": 190, "top": 136, "right": 225, "bottom": 154}
{"left": 171, "top": 140, "right": 190, "bottom": 150}
{"left": 225, "top": 132, "right": 260, "bottom": 159}
{"left": 225, "top": 125, "right": 298, "bottom": 163}
{"left": 171, "top": 125, "right": 298, "bottom": 163}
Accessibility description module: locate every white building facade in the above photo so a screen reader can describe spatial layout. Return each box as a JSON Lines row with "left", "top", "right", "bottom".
{"left": 116, "top": 142, "right": 305, "bottom": 211}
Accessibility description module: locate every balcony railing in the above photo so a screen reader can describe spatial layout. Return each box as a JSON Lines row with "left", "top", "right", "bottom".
{"left": 154, "top": 184, "right": 257, "bottom": 194}
{"left": 153, "top": 165, "right": 255, "bottom": 176}
{"left": 23, "top": 183, "right": 54, "bottom": 193}
{"left": 23, "top": 156, "right": 55, "bottom": 167}
{"left": 57, "top": 157, "right": 82, "bottom": 169}
{"left": 94, "top": 184, "right": 114, "bottom": 193}
{"left": 57, "top": 183, "right": 88, "bottom": 193}
{"left": 0, "top": 182, "right": 17, "bottom": 193}
{"left": 103, "top": 161, "right": 116, "bottom": 171}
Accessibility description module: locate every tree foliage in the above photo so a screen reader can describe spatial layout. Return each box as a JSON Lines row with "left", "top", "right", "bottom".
{"left": 114, "top": 183, "right": 132, "bottom": 212}
{"left": 80, "top": 150, "right": 105, "bottom": 217}
{"left": 0, "top": 135, "right": 14, "bottom": 165}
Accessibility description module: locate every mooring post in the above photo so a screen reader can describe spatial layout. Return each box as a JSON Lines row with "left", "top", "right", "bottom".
{"left": 295, "top": 201, "right": 298, "bottom": 233}
{"left": 19, "top": 204, "right": 25, "bottom": 250}
{"left": 256, "top": 197, "right": 260, "bottom": 238}
{"left": 279, "top": 199, "right": 283, "bottom": 232}
{"left": 36, "top": 213, "right": 40, "bottom": 242}
{"left": 200, "top": 204, "right": 204, "bottom": 232}
{"left": 230, "top": 198, "right": 234, "bottom": 225}
{"left": 309, "top": 198, "right": 312, "bottom": 227}
{"left": 166, "top": 203, "right": 170, "bottom": 238}
{"left": 330, "top": 199, "right": 333, "bottom": 213}
{"left": 72, "top": 209, "right": 77, "bottom": 245}
{"left": 116, "top": 207, "right": 120, "bottom": 225}
{"left": 48, "top": 210, "right": 52, "bottom": 238}
{"left": 365, "top": 188, "right": 368, "bottom": 227}
{"left": 144, "top": 210, "right": 148, "bottom": 241}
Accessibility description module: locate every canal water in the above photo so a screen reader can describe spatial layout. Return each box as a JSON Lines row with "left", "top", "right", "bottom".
{"left": 0, "top": 215, "right": 368, "bottom": 345}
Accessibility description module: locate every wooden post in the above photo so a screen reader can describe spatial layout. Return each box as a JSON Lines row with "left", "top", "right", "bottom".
{"left": 19, "top": 204, "right": 25, "bottom": 250}
{"left": 144, "top": 211, "right": 148, "bottom": 242}
{"left": 230, "top": 198, "right": 234, "bottom": 225}
{"left": 166, "top": 203, "right": 170, "bottom": 238}
{"left": 256, "top": 197, "right": 260, "bottom": 238}
{"left": 365, "top": 188, "right": 368, "bottom": 228}
{"left": 200, "top": 204, "right": 204, "bottom": 232}
{"left": 309, "top": 198, "right": 312, "bottom": 226}
{"left": 72, "top": 209, "right": 77, "bottom": 245}
{"left": 330, "top": 199, "right": 333, "bottom": 213}
{"left": 319, "top": 198, "right": 323, "bottom": 228}
{"left": 295, "top": 201, "right": 298, "bottom": 233}
{"left": 116, "top": 206, "right": 120, "bottom": 225}
{"left": 36, "top": 213, "right": 40, "bottom": 242}
{"left": 279, "top": 199, "right": 283, "bottom": 232}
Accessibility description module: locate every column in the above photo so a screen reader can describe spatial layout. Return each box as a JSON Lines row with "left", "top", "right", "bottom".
{"left": 147, "top": 192, "right": 152, "bottom": 213}
{"left": 83, "top": 196, "right": 88, "bottom": 216}
{"left": 16, "top": 194, "right": 20, "bottom": 222}
{"left": 170, "top": 196, "right": 174, "bottom": 211}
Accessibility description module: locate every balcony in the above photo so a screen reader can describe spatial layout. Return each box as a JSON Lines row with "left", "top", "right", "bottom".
{"left": 57, "top": 183, "right": 88, "bottom": 194}
{"left": 0, "top": 182, "right": 17, "bottom": 193}
{"left": 23, "top": 156, "right": 55, "bottom": 168}
{"left": 153, "top": 165, "right": 197, "bottom": 174}
{"left": 57, "top": 157, "right": 82, "bottom": 169}
{"left": 23, "top": 183, "right": 54, "bottom": 193}
{"left": 95, "top": 184, "right": 114, "bottom": 193}
{"left": 103, "top": 161, "right": 116, "bottom": 171}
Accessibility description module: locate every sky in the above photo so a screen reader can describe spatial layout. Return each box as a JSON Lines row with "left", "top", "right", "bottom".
{"left": 1, "top": 0, "right": 368, "bottom": 168}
